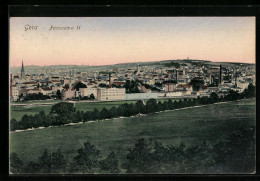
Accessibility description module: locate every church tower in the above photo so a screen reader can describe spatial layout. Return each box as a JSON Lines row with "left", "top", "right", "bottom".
{"left": 21, "top": 61, "right": 25, "bottom": 79}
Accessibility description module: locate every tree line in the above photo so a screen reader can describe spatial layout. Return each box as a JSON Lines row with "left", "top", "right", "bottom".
{"left": 10, "top": 125, "right": 255, "bottom": 174}
{"left": 10, "top": 83, "right": 255, "bottom": 132}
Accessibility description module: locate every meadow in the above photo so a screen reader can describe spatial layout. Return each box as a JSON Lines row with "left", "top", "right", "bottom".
{"left": 10, "top": 99, "right": 255, "bottom": 173}
{"left": 10, "top": 98, "right": 189, "bottom": 120}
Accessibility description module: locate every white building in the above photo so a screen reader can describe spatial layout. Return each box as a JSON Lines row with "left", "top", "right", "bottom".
{"left": 97, "top": 88, "right": 125, "bottom": 101}
{"left": 126, "top": 93, "right": 158, "bottom": 100}
{"left": 11, "top": 86, "right": 20, "bottom": 101}
{"left": 79, "top": 88, "right": 98, "bottom": 98}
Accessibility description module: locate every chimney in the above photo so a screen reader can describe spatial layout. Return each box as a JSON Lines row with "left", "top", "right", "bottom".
{"left": 10, "top": 74, "right": 12, "bottom": 97}
{"left": 109, "top": 73, "right": 112, "bottom": 88}
{"left": 219, "top": 65, "right": 222, "bottom": 85}
{"left": 176, "top": 70, "right": 178, "bottom": 83}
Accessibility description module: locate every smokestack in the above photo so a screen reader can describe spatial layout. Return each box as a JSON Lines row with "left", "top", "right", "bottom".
{"left": 109, "top": 73, "right": 111, "bottom": 88}
{"left": 10, "top": 74, "right": 12, "bottom": 97}
{"left": 219, "top": 65, "right": 222, "bottom": 85}
{"left": 176, "top": 70, "right": 178, "bottom": 83}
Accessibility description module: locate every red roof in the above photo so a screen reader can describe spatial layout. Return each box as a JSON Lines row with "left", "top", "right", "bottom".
{"left": 41, "top": 87, "right": 52, "bottom": 91}
{"left": 177, "top": 84, "right": 192, "bottom": 88}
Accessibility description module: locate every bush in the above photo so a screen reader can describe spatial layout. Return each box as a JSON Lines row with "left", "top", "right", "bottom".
{"left": 10, "top": 119, "right": 19, "bottom": 131}
{"left": 10, "top": 153, "right": 23, "bottom": 173}
{"left": 70, "top": 141, "right": 101, "bottom": 173}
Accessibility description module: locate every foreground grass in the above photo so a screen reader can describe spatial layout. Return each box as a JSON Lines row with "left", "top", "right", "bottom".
{"left": 10, "top": 98, "right": 189, "bottom": 120}
{"left": 10, "top": 99, "right": 255, "bottom": 173}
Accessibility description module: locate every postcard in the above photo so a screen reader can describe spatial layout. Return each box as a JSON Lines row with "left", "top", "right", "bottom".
{"left": 9, "top": 17, "right": 256, "bottom": 174}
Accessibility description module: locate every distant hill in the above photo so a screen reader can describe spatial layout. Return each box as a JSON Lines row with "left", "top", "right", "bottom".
{"left": 9, "top": 59, "right": 254, "bottom": 75}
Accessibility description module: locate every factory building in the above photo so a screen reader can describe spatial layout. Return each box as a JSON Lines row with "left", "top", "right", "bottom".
{"left": 96, "top": 88, "right": 125, "bottom": 101}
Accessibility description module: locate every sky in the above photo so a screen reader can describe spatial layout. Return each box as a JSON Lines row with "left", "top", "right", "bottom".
{"left": 9, "top": 17, "right": 255, "bottom": 67}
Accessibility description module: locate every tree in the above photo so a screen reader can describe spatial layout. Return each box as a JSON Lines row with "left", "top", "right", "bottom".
{"left": 125, "top": 80, "right": 141, "bottom": 93}
{"left": 157, "top": 101, "right": 164, "bottom": 112}
{"left": 189, "top": 79, "right": 204, "bottom": 91}
{"left": 38, "top": 149, "right": 52, "bottom": 173}
{"left": 168, "top": 99, "right": 174, "bottom": 110}
{"left": 90, "top": 93, "right": 95, "bottom": 100}
{"left": 33, "top": 114, "right": 43, "bottom": 128}
{"left": 20, "top": 114, "right": 33, "bottom": 129}
{"left": 116, "top": 106, "right": 124, "bottom": 117}
{"left": 73, "top": 110, "right": 83, "bottom": 123}
{"left": 100, "top": 108, "right": 111, "bottom": 119}
{"left": 56, "top": 90, "right": 61, "bottom": 99}
{"left": 43, "top": 114, "right": 54, "bottom": 127}
{"left": 146, "top": 99, "right": 158, "bottom": 114}
{"left": 122, "top": 138, "right": 155, "bottom": 173}
{"left": 99, "top": 83, "right": 108, "bottom": 88}
{"left": 83, "top": 111, "right": 92, "bottom": 122}
{"left": 70, "top": 141, "right": 101, "bottom": 173}
{"left": 210, "top": 92, "right": 219, "bottom": 103}
{"left": 24, "top": 161, "right": 40, "bottom": 173}
{"left": 99, "top": 152, "right": 120, "bottom": 173}
{"left": 91, "top": 108, "right": 100, "bottom": 120}
{"left": 51, "top": 149, "right": 66, "bottom": 172}
{"left": 109, "top": 106, "right": 118, "bottom": 118}
{"left": 162, "top": 101, "right": 169, "bottom": 110}
{"left": 10, "top": 119, "right": 19, "bottom": 131}
{"left": 129, "top": 103, "right": 139, "bottom": 116}
{"left": 50, "top": 102, "right": 76, "bottom": 124}
{"left": 39, "top": 110, "right": 46, "bottom": 123}
{"left": 10, "top": 153, "right": 23, "bottom": 173}
{"left": 74, "top": 82, "right": 87, "bottom": 91}
{"left": 135, "top": 100, "right": 146, "bottom": 114}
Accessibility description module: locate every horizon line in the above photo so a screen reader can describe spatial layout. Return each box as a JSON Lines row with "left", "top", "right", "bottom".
{"left": 9, "top": 59, "right": 255, "bottom": 68}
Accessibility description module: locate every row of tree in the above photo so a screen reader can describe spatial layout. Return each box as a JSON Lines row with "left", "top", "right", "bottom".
{"left": 10, "top": 83, "right": 255, "bottom": 132}
{"left": 21, "top": 93, "right": 51, "bottom": 101}
{"left": 10, "top": 125, "right": 255, "bottom": 173}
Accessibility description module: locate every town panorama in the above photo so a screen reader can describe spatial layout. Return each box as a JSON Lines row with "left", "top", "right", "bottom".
{"left": 10, "top": 59, "right": 255, "bottom": 102}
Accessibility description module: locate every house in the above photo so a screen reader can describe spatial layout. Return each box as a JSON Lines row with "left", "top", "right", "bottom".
{"left": 61, "top": 89, "right": 76, "bottom": 100}
{"left": 79, "top": 88, "right": 98, "bottom": 98}
{"left": 40, "top": 87, "right": 53, "bottom": 96}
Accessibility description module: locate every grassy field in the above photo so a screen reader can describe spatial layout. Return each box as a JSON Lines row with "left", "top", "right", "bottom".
{"left": 10, "top": 98, "right": 189, "bottom": 120}
{"left": 10, "top": 99, "right": 256, "bottom": 172}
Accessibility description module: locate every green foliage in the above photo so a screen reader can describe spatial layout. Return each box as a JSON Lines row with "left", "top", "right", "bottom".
{"left": 109, "top": 106, "right": 118, "bottom": 118}
{"left": 100, "top": 108, "right": 111, "bottom": 119}
{"left": 122, "top": 138, "right": 155, "bottom": 173}
{"left": 209, "top": 92, "right": 219, "bottom": 103}
{"left": 70, "top": 141, "right": 101, "bottom": 173}
{"left": 125, "top": 80, "right": 141, "bottom": 93}
{"left": 72, "top": 111, "right": 84, "bottom": 123}
{"left": 74, "top": 82, "right": 87, "bottom": 91}
{"left": 146, "top": 99, "right": 158, "bottom": 114}
{"left": 10, "top": 153, "right": 23, "bottom": 173}
{"left": 56, "top": 90, "right": 61, "bottom": 99}
{"left": 135, "top": 100, "right": 146, "bottom": 114}
{"left": 10, "top": 119, "right": 19, "bottom": 131}
{"left": 90, "top": 93, "right": 95, "bottom": 100}
{"left": 51, "top": 149, "right": 66, "bottom": 172}
{"left": 50, "top": 102, "right": 76, "bottom": 124}
{"left": 13, "top": 83, "right": 255, "bottom": 132}
{"left": 83, "top": 111, "right": 92, "bottom": 122}
{"left": 91, "top": 108, "right": 100, "bottom": 120}
{"left": 189, "top": 79, "right": 204, "bottom": 91}
{"left": 99, "top": 152, "right": 120, "bottom": 173}
{"left": 23, "top": 93, "right": 50, "bottom": 101}
{"left": 243, "top": 83, "right": 255, "bottom": 98}
{"left": 164, "top": 61, "right": 180, "bottom": 68}
{"left": 99, "top": 83, "right": 109, "bottom": 88}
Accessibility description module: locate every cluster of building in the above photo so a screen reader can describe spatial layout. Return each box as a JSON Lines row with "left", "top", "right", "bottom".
{"left": 10, "top": 60, "right": 255, "bottom": 102}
